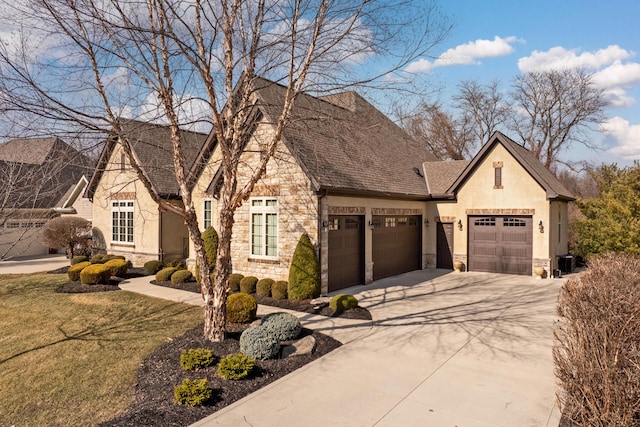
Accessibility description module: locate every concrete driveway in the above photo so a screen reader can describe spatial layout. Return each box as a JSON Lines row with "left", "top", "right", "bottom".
{"left": 194, "top": 269, "right": 563, "bottom": 427}
{"left": 0, "top": 254, "right": 69, "bottom": 274}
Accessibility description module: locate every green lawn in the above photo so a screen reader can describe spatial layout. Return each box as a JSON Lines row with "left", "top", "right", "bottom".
{"left": 0, "top": 273, "right": 202, "bottom": 426}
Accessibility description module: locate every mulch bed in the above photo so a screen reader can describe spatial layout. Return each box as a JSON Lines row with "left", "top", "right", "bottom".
{"left": 152, "top": 279, "right": 373, "bottom": 321}
{"left": 97, "top": 323, "right": 341, "bottom": 427}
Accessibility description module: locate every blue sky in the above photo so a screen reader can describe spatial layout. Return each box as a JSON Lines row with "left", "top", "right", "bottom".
{"left": 401, "top": 0, "right": 640, "bottom": 167}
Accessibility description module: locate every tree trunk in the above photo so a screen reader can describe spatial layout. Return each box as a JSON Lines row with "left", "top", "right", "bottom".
{"left": 204, "top": 205, "right": 234, "bottom": 341}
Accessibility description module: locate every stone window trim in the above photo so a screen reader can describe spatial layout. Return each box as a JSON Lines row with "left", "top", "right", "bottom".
{"left": 247, "top": 258, "right": 280, "bottom": 265}
{"left": 493, "top": 161, "right": 503, "bottom": 189}
{"left": 249, "top": 197, "right": 278, "bottom": 260}
{"left": 111, "top": 200, "right": 134, "bottom": 245}
{"left": 203, "top": 199, "right": 212, "bottom": 229}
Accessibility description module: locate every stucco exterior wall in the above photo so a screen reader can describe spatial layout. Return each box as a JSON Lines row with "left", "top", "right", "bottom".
{"left": 91, "top": 144, "right": 162, "bottom": 266}
{"left": 430, "top": 143, "right": 554, "bottom": 275}
{"left": 190, "top": 121, "right": 319, "bottom": 282}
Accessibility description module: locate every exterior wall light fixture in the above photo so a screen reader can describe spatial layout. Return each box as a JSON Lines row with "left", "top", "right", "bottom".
{"left": 457, "top": 219, "right": 463, "bottom": 230}
{"left": 539, "top": 220, "right": 544, "bottom": 233}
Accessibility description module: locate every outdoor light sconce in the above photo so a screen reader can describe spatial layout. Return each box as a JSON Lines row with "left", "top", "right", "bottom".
{"left": 457, "top": 219, "right": 463, "bottom": 231}
{"left": 538, "top": 220, "right": 544, "bottom": 233}
{"left": 424, "top": 218, "right": 429, "bottom": 227}
{"left": 368, "top": 220, "right": 375, "bottom": 230}
{"left": 321, "top": 220, "right": 329, "bottom": 230}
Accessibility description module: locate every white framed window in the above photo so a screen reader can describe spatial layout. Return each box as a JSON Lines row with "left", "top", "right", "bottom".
{"left": 250, "top": 197, "right": 278, "bottom": 258}
{"left": 203, "top": 199, "right": 212, "bottom": 229}
{"left": 112, "top": 200, "right": 134, "bottom": 244}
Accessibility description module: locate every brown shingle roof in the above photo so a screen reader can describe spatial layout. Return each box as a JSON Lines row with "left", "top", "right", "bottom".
{"left": 86, "top": 120, "right": 209, "bottom": 199}
{"left": 0, "top": 138, "right": 93, "bottom": 209}
{"left": 422, "top": 160, "right": 470, "bottom": 196}
{"left": 447, "top": 132, "right": 575, "bottom": 200}
{"left": 252, "top": 78, "right": 438, "bottom": 198}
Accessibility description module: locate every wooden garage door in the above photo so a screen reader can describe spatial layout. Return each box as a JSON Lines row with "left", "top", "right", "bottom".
{"left": 468, "top": 216, "right": 532, "bottom": 275}
{"left": 328, "top": 215, "right": 364, "bottom": 292}
{"left": 372, "top": 215, "right": 421, "bottom": 280}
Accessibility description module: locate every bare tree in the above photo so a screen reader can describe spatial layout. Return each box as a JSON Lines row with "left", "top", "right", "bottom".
{"left": 0, "top": 0, "right": 450, "bottom": 341}
{"left": 400, "top": 102, "right": 474, "bottom": 160}
{"left": 510, "top": 68, "right": 608, "bottom": 169}
{"left": 41, "top": 216, "right": 91, "bottom": 260}
{"left": 453, "top": 79, "right": 510, "bottom": 148}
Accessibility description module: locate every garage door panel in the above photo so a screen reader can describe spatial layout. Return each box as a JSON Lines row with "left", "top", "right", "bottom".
{"left": 372, "top": 215, "right": 421, "bottom": 280}
{"left": 328, "top": 215, "right": 364, "bottom": 292}
{"left": 469, "top": 216, "right": 532, "bottom": 275}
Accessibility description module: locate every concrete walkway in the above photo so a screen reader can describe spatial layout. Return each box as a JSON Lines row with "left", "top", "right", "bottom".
{"left": 0, "top": 254, "right": 69, "bottom": 274}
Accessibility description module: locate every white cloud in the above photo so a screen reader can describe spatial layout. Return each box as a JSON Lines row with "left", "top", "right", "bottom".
{"left": 592, "top": 61, "right": 640, "bottom": 89}
{"left": 405, "top": 36, "right": 517, "bottom": 74}
{"left": 518, "top": 45, "right": 633, "bottom": 73}
{"left": 601, "top": 116, "right": 640, "bottom": 160}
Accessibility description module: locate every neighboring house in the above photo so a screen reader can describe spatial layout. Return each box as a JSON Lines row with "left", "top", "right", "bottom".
{"left": 0, "top": 137, "right": 93, "bottom": 259}
{"left": 85, "top": 119, "right": 209, "bottom": 266}
{"left": 86, "top": 77, "right": 574, "bottom": 294}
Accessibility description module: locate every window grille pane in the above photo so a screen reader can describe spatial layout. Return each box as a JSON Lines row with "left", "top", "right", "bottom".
{"left": 266, "top": 199, "right": 277, "bottom": 207}
{"left": 266, "top": 213, "right": 277, "bottom": 256}
{"left": 251, "top": 213, "right": 263, "bottom": 255}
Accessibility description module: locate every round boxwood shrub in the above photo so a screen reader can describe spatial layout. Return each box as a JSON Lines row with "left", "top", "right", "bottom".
{"left": 217, "top": 353, "right": 255, "bottom": 380}
{"left": 71, "top": 256, "right": 88, "bottom": 265}
{"left": 80, "top": 264, "right": 111, "bottom": 285}
{"left": 171, "top": 269, "right": 193, "bottom": 285}
{"left": 180, "top": 348, "right": 217, "bottom": 371}
{"left": 330, "top": 294, "right": 359, "bottom": 312}
{"left": 227, "top": 273, "right": 244, "bottom": 292}
{"left": 68, "top": 261, "right": 91, "bottom": 281}
{"left": 226, "top": 293, "right": 258, "bottom": 324}
{"left": 240, "top": 276, "right": 258, "bottom": 294}
{"left": 256, "top": 278, "right": 274, "bottom": 297}
{"left": 173, "top": 378, "right": 213, "bottom": 406}
{"left": 156, "top": 267, "right": 178, "bottom": 282}
{"left": 103, "top": 258, "right": 129, "bottom": 278}
{"left": 90, "top": 254, "right": 106, "bottom": 264}
{"left": 239, "top": 326, "right": 281, "bottom": 360}
{"left": 272, "top": 281, "right": 288, "bottom": 300}
{"left": 260, "top": 312, "right": 302, "bottom": 341}
{"left": 143, "top": 260, "right": 164, "bottom": 275}
{"left": 288, "top": 233, "right": 320, "bottom": 300}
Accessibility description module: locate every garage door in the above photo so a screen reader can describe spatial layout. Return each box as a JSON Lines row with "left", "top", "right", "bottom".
{"left": 372, "top": 215, "right": 421, "bottom": 280}
{"left": 328, "top": 215, "right": 364, "bottom": 292}
{"left": 468, "top": 216, "right": 532, "bottom": 275}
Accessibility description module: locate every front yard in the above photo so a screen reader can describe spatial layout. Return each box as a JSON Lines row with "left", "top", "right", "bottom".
{"left": 0, "top": 272, "right": 202, "bottom": 426}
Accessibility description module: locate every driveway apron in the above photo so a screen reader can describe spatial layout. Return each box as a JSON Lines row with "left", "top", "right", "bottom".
{"left": 193, "top": 270, "right": 562, "bottom": 427}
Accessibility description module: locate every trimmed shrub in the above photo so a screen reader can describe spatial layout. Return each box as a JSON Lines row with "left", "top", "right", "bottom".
{"left": 256, "top": 278, "right": 274, "bottom": 297}
{"left": 80, "top": 264, "right": 111, "bottom": 285}
{"left": 90, "top": 254, "right": 106, "bottom": 264}
{"left": 239, "top": 326, "right": 281, "bottom": 360}
{"left": 240, "top": 276, "right": 258, "bottom": 294}
{"left": 103, "top": 259, "right": 128, "bottom": 278}
{"left": 288, "top": 233, "right": 320, "bottom": 300}
{"left": 217, "top": 353, "right": 255, "bottom": 380}
{"left": 173, "top": 378, "right": 213, "bottom": 406}
{"left": 330, "top": 294, "right": 359, "bottom": 312}
{"left": 555, "top": 253, "right": 640, "bottom": 426}
{"left": 272, "top": 281, "right": 288, "bottom": 300}
{"left": 226, "top": 293, "right": 258, "bottom": 324}
{"left": 68, "top": 261, "right": 91, "bottom": 281}
{"left": 180, "top": 348, "right": 217, "bottom": 371}
{"left": 165, "top": 259, "right": 185, "bottom": 269}
{"left": 156, "top": 267, "right": 178, "bottom": 282}
{"left": 71, "top": 256, "right": 88, "bottom": 265}
{"left": 200, "top": 227, "right": 219, "bottom": 281}
{"left": 227, "top": 273, "right": 244, "bottom": 292}
{"left": 171, "top": 269, "right": 193, "bottom": 285}
{"left": 143, "top": 260, "right": 164, "bottom": 275}
{"left": 261, "top": 312, "right": 302, "bottom": 341}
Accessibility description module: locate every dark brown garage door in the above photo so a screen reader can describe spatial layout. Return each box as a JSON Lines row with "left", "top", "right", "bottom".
{"left": 328, "top": 215, "right": 364, "bottom": 292}
{"left": 372, "top": 215, "right": 421, "bottom": 280}
{"left": 468, "top": 216, "right": 532, "bottom": 275}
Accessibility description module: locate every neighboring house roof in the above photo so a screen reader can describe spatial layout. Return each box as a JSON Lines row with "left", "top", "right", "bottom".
{"left": 422, "top": 160, "right": 470, "bottom": 197}
{"left": 250, "top": 78, "right": 438, "bottom": 198}
{"left": 0, "top": 137, "right": 94, "bottom": 210}
{"left": 56, "top": 175, "right": 89, "bottom": 210}
{"left": 85, "top": 119, "right": 209, "bottom": 199}
{"left": 447, "top": 131, "right": 575, "bottom": 201}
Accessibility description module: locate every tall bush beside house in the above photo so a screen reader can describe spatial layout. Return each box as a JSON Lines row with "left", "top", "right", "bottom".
{"left": 288, "top": 233, "right": 320, "bottom": 300}
{"left": 554, "top": 253, "right": 640, "bottom": 426}
{"left": 196, "top": 227, "right": 219, "bottom": 282}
